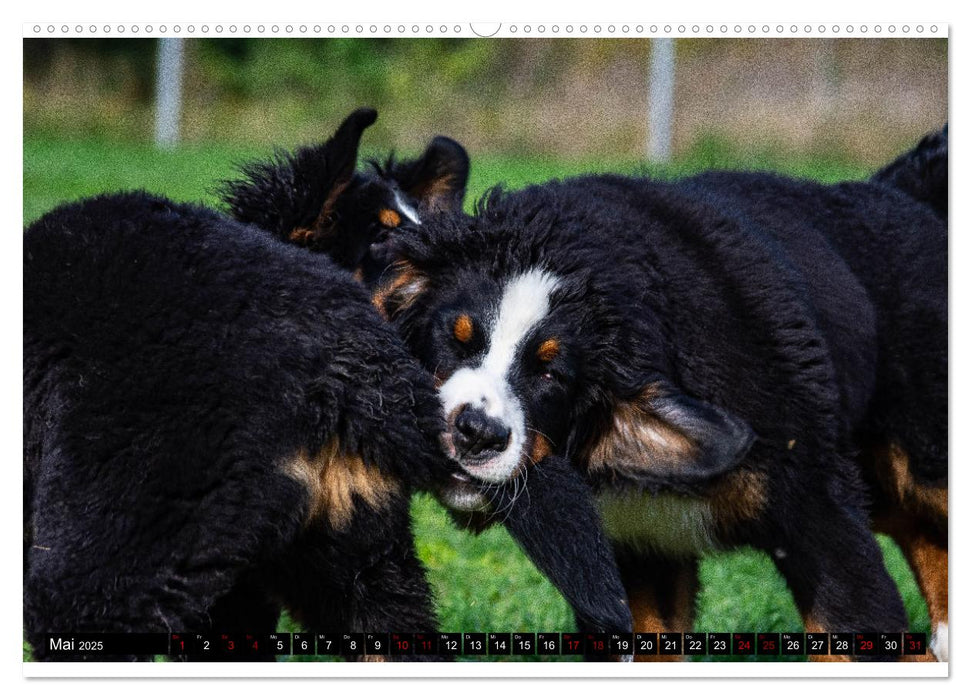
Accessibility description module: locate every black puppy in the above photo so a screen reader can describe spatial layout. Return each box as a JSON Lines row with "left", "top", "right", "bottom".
{"left": 221, "top": 107, "right": 470, "bottom": 286}
{"left": 23, "top": 191, "right": 452, "bottom": 661}
{"left": 375, "top": 129, "right": 947, "bottom": 661}
{"left": 221, "top": 110, "right": 634, "bottom": 639}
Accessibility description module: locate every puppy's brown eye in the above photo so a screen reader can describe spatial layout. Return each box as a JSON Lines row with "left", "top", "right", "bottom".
{"left": 453, "top": 314, "right": 474, "bottom": 343}
{"left": 378, "top": 209, "right": 402, "bottom": 228}
{"left": 537, "top": 338, "right": 560, "bottom": 363}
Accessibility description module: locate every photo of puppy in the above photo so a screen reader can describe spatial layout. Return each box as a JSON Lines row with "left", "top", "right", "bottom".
{"left": 23, "top": 31, "right": 948, "bottom": 670}
{"left": 376, "top": 128, "right": 947, "bottom": 660}
{"left": 23, "top": 127, "right": 457, "bottom": 660}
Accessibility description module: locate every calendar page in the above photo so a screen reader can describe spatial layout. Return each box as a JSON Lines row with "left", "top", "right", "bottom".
{"left": 21, "top": 10, "right": 949, "bottom": 679}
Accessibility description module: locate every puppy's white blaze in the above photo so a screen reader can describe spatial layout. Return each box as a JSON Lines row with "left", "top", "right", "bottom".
{"left": 439, "top": 269, "right": 560, "bottom": 483}
{"left": 394, "top": 192, "right": 421, "bottom": 225}
{"left": 484, "top": 269, "right": 559, "bottom": 375}
{"left": 931, "top": 622, "right": 948, "bottom": 662}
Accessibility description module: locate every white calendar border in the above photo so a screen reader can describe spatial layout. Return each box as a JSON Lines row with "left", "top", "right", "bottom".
{"left": 22, "top": 21, "right": 949, "bottom": 38}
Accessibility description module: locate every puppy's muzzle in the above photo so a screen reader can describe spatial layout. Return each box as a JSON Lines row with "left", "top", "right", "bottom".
{"left": 452, "top": 405, "right": 511, "bottom": 460}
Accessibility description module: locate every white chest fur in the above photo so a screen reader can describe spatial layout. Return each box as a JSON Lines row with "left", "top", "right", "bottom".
{"left": 596, "top": 490, "right": 720, "bottom": 556}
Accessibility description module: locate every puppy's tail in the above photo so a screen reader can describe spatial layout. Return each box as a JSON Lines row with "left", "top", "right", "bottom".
{"left": 871, "top": 125, "right": 948, "bottom": 220}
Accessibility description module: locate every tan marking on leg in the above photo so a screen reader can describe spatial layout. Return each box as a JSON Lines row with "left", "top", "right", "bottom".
{"left": 911, "top": 481, "right": 948, "bottom": 523}
{"left": 872, "top": 443, "right": 947, "bottom": 525}
{"left": 667, "top": 564, "right": 699, "bottom": 636}
{"left": 626, "top": 562, "right": 698, "bottom": 662}
{"left": 282, "top": 440, "right": 399, "bottom": 530}
{"left": 897, "top": 531, "right": 947, "bottom": 662}
{"left": 802, "top": 618, "right": 851, "bottom": 662}
{"left": 627, "top": 583, "right": 669, "bottom": 663}
{"left": 866, "top": 442, "right": 948, "bottom": 661}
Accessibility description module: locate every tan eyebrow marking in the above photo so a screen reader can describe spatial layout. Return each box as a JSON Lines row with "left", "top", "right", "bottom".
{"left": 378, "top": 209, "right": 402, "bottom": 228}
{"left": 537, "top": 338, "right": 560, "bottom": 362}
{"left": 454, "top": 314, "right": 474, "bottom": 343}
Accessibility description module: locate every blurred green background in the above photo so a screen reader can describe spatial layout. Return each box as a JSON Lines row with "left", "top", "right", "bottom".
{"left": 24, "top": 37, "right": 946, "bottom": 163}
{"left": 23, "top": 38, "right": 945, "bottom": 662}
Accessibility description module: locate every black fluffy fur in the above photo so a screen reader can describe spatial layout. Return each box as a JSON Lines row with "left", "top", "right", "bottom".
{"left": 221, "top": 108, "right": 378, "bottom": 242}
{"left": 380, "top": 130, "right": 947, "bottom": 648}
{"left": 495, "top": 457, "right": 633, "bottom": 635}
{"left": 872, "top": 125, "right": 948, "bottom": 220}
{"left": 220, "top": 108, "right": 469, "bottom": 287}
{"left": 24, "top": 193, "right": 453, "bottom": 661}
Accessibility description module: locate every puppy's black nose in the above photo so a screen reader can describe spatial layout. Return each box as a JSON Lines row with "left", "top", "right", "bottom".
{"left": 453, "top": 406, "right": 511, "bottom": 457}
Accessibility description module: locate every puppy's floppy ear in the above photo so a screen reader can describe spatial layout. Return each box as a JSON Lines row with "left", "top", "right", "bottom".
{"left": 320, "top": 107, "right": 379, "bottom": 209}
{"left": 585, "top": 382, "right": 754, "bottom": 482}
{"left": 220, "top": 107, "right": 378, "bottom": 246}
{"left": 390, "top": 136, "right": 470, "bottom": 212}
{"left": 371, "top": 260, "right": 428, "bottom": 320}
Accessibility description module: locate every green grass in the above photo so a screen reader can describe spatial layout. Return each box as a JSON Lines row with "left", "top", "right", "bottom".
{"left": 22, "top": 138, "right": 924, "bottom": 663}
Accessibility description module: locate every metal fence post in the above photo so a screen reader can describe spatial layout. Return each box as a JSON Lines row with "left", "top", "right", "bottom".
{"left": 649, "top": 38, "right": 675, "bottom": 162}
{"left": 154, "top": 38, "right": 184, "bottom": 149}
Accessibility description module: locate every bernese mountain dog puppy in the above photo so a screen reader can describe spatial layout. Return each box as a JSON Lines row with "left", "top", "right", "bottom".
{"left": 375, "top": 128, "right": 948, "bottom": 661}
{"left": 219, "top": 109, "right": 636, "bottom": 638}
{"left": 220, "top": 107, "right": 471, "bottom": 287}
{"left": 22, "top": 110, "right": 472, "bottom": 660}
